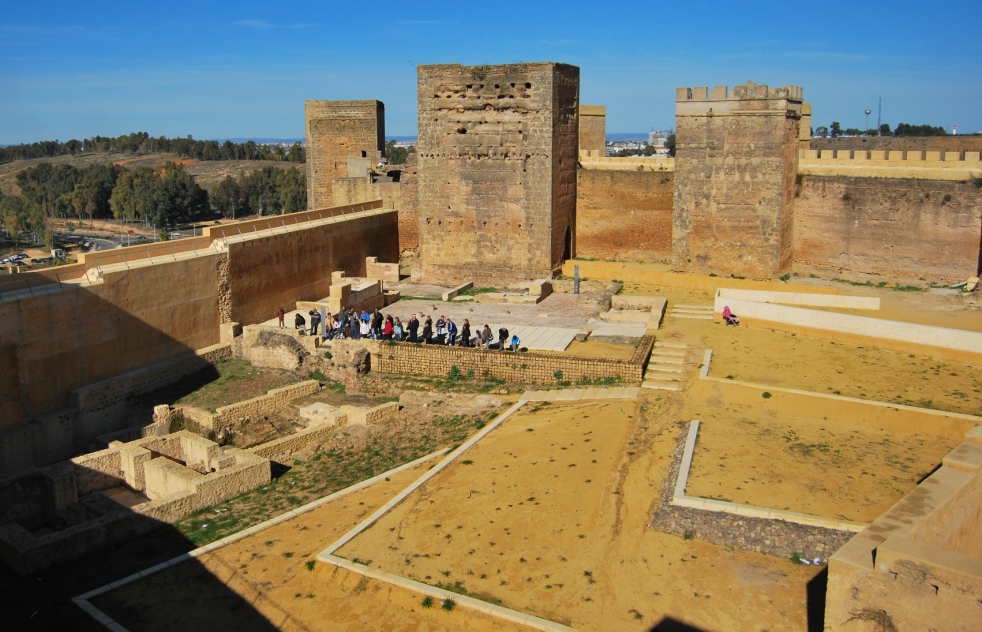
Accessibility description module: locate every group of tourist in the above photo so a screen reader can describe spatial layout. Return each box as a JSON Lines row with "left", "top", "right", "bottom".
{"left": 276, "top": 307, "right": 523, "bottom": 350}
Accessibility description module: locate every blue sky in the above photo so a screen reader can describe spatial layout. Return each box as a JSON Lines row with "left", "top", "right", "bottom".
{"left": 2, "top": 1, "right": 980, "bottom": 144}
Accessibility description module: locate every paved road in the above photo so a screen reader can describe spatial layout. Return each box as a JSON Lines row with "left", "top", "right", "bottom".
{"left": 89, "top": 238, "right": 119, "bottom": 251}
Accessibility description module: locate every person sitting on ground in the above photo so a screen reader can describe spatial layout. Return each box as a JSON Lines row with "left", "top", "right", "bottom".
{"left": 460, "top": 319, "right": 471, "bottom": 347}
{"left": 498, "top": 327, "right": 509, "bottom": 351}
{"left": 294, "top": 312, "right": 306, "bottom": 330}
{"left": 482, "top": 324, "right": 493, "bottom": 350}
{"left": 722, "top": 305, "right": 740, "bottom": 326}
{"left": 422, "top": 317, "right": 433, "bottom": 344}
{"left": 510, "top": 334, "right": 521, "bottom": 352}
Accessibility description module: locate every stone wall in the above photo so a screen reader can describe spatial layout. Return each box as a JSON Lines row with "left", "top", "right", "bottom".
{"left": 224, "top": 208, "right": 399, "bottom": 325}
{"left": 305, "top": 100, "right": 385, "bottom": 210}
{"left": 579, "top": 105, "right": 606, "bottom": 155}
{"left": 0, "top": 252, "right": 224, "bottom": 432}
{"left": 794, "top": 176, "right": 982, "bottom": 281}
{"left": 416, "top": 62, "right": 579, "bottom": 282}
{"left": 576, "top": 168, "right": 674, "bottom": 261}
{"left": 396, "top": 154, "right": 419, "bottom": 253}
{"left": 673, "top": 81, "right": 803, "bottom": 278}
{"left": 373, "top": 336, "right": 652, "bottom": 384}
{"left": 210, "top": 380, "right": 321, "bottom": 432}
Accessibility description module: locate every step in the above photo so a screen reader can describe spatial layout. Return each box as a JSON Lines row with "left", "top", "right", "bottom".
{"left": 644, "top": 365, "right": 684, "bottom": 373}
{"left": 654, "top": 342, "right": 689, "bottom": 349}
{"left": 650, "top": 349, "right": 686, "bottom": 357}
{"left": 671, "top": 308, "right": 714, "bottom": 315}
{"left": 643, "top": 373, "right": 680, "bottom": 382}
{"left": 642, "top": 382, "right": 681, "bottom": 391}
{"left": 671, "top": 314, "right": 714, "bottom": 320}
{"left": 674, "top": 304, "right": 714, "bottom": 310}
{"left": 647, "top": 356, "right": 685, "bottom": 365}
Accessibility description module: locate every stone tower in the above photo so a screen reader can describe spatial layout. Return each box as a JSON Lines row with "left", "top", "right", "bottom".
{"left": 673, "top": 81, "right": 803, "bottom": 278}
{"left": 579, "top": 105, "right": 606, "bottom": 155}
{"left": 416, "top": 62, "right": 579, "bottom": 282}
{"left": 305, "top": 100, "right": 385, "bottom": 210}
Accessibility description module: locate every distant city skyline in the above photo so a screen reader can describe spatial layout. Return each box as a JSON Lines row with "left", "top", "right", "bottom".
{"left": 2, "top": 0, "right": 979, "bottom": 145}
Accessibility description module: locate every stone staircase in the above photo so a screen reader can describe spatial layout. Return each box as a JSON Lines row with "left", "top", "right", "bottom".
{"left": 642, "top": 342, "right": 695, "bottom": 391}
{"left": 669, "top": 303, "right": 714, "bottom": 320}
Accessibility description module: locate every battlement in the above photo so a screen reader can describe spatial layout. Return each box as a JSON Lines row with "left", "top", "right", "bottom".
{"left": 578, "top": 150, "right": 674, "bottom": 171}
{"left": 799, "top": 149, "right": 982, "bottom": 181}
{"left": 580, "top": 105, "right": 606, "bottom": 116}
{"left": 676, "top": 81, "right": 803, "bottom": 102}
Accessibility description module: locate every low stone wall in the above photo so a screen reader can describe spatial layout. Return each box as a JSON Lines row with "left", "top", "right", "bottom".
{"left": 340, "top": 402, "right": 399, "bottom": 426}
{"left": 825, "top": 425, "right": 982, "bottom": 631}
{"left": 716, "top": 288, "right": 880, "bottom": 310}
{"left": 249, "top": 423, "right": 340, "bottom": 462}
{"left": 373, "top": 337, "right": 653, "bottom": 385}
{"left": 651, "top": 422, "right": 854, "bottom": 562}
{"left": 715, "top": 296, "right": 982, "bottom": 365}
{"left": 210, "top": 380, "right": 321, "bottom": 432}
{"left": 134, "top": 448, "right": 270, "bottom": 523}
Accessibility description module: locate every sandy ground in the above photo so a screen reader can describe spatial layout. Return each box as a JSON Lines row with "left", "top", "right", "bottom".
{"left": 337, "top": 398, "right": 823, "bottom": 632}
{"left": 94, "top": 462, "right": 532, "bottom": 632}
{"left": 619, "top": 284, "right": 982, "bottom": 415}
{"left": 680, "top": 381, "right": 968, "bottom": 523}
{"left": 555, "top": 340, "right": 637, "bottom": 360}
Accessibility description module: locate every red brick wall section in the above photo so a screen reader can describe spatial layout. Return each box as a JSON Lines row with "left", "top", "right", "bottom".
{"left": 576, "top": 169, "right": 674, "bottom": 261}
{"left": 793, "top": 176, "right": 982, "bottom": 282}
{"left": 374, "top": 336, "right": 654, "bottom": 385}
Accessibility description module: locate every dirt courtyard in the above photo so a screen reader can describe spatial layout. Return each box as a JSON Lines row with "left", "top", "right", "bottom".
{"left": 681, "top": 380, "right": 972, "bottom": 523}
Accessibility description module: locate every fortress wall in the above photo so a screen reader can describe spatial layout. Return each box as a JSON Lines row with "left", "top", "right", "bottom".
{"left": 812, "top": 136, "right": 982, "bottom": 154}
{"left": 576, "top": 167, "right": 674, "bottom": 261}
{"left": 0, "top": 252, "right": 223, "bottom": 430}
{"left": 794, "top": 176, "right": 982, "bottom": 281}
{"left": 225, "top": 208, "right": 399, "bottom": 325}
{"left": 799, "top": 149, "right": 981, "bottom": 180}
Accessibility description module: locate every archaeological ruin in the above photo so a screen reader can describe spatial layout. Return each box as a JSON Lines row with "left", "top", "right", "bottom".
{"left": 1, "top": 61, "right": 981, "bottom": 632}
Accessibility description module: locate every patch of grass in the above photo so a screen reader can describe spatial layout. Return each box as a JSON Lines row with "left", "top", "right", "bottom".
{"left": 460, "top": 287, "right": 498, "bottom": 296}
{"left": 421, "top": 596, "right": 434, "bottom": 609}
{"left": 762, "top": 391, "right": 772, "bottom": 399}
{"left": 305, "top": 560, "right": 316, "bottom": 571}
{"left": 779, "top": 273, "right": 790, "bottom": 282}
{"left": 683, "top": 530, "right": 696, "bottom": 540}
{"left": 790, "top": 552, "right": 805, "bottom": 565}
{"left": 307, "top": 369, "right": 328, "bottom": 382}
{"left": 441, "top": 597, "right": 457, "bottom": 611}
{"left": 893, "top": 285, "right": 924, "bottom": 292}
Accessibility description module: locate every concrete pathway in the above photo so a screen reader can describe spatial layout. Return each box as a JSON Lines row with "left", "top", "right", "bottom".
{"left": 490, "top": 324, "right": 578, "bottom": 352}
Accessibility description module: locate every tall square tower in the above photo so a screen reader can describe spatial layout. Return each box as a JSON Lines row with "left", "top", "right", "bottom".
{"left": 579, "top": 105, "right": 606, "bottom": 156}
{"left": 673, "top": 81, "right": 803, "bottom": 277}
{"left": 416, "top": 63, "right": 579, "bottom": 282}
{"left": 305, "top": 100, "right": 385, "bottom": 210}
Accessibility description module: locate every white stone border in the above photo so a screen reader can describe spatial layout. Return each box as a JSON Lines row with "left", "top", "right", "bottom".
{"left": 316, "top": 399, "right": 577, "bottom": 631}
{"left": 672, "top": 420, "right": 867, "bottom": 532}
{"left": 72, "top": 448, "right": 450, "bottom": 631}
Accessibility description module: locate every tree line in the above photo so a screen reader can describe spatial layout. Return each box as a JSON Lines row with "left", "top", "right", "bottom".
{"left": 0, "top": 132, "right": 305, "bottom": 165}
{"left": 814, "top": 122, "right": 951, "bottom": 138}
{"left": 0, "top": 161, "right": 306, "bottom": 246}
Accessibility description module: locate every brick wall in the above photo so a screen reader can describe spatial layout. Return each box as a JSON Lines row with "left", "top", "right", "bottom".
{"left": 576, "top": 168, "right": 674, "bottom": 261}
{"left": 794, "top": 176, "right": 982, "bottom": 281}
{"left": 373, "top": 336, "right": 653, "bottom": 384}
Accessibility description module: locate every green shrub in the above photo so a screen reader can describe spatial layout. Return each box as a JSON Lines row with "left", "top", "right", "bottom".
{"left": 308, "top": 369, "right": 328, "bottom": 382}
{"left": 553, "top": 370, "right": 563, "bottom": 381}
{"left": 447, "top": 366, "right": 463, "bottom": 382}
